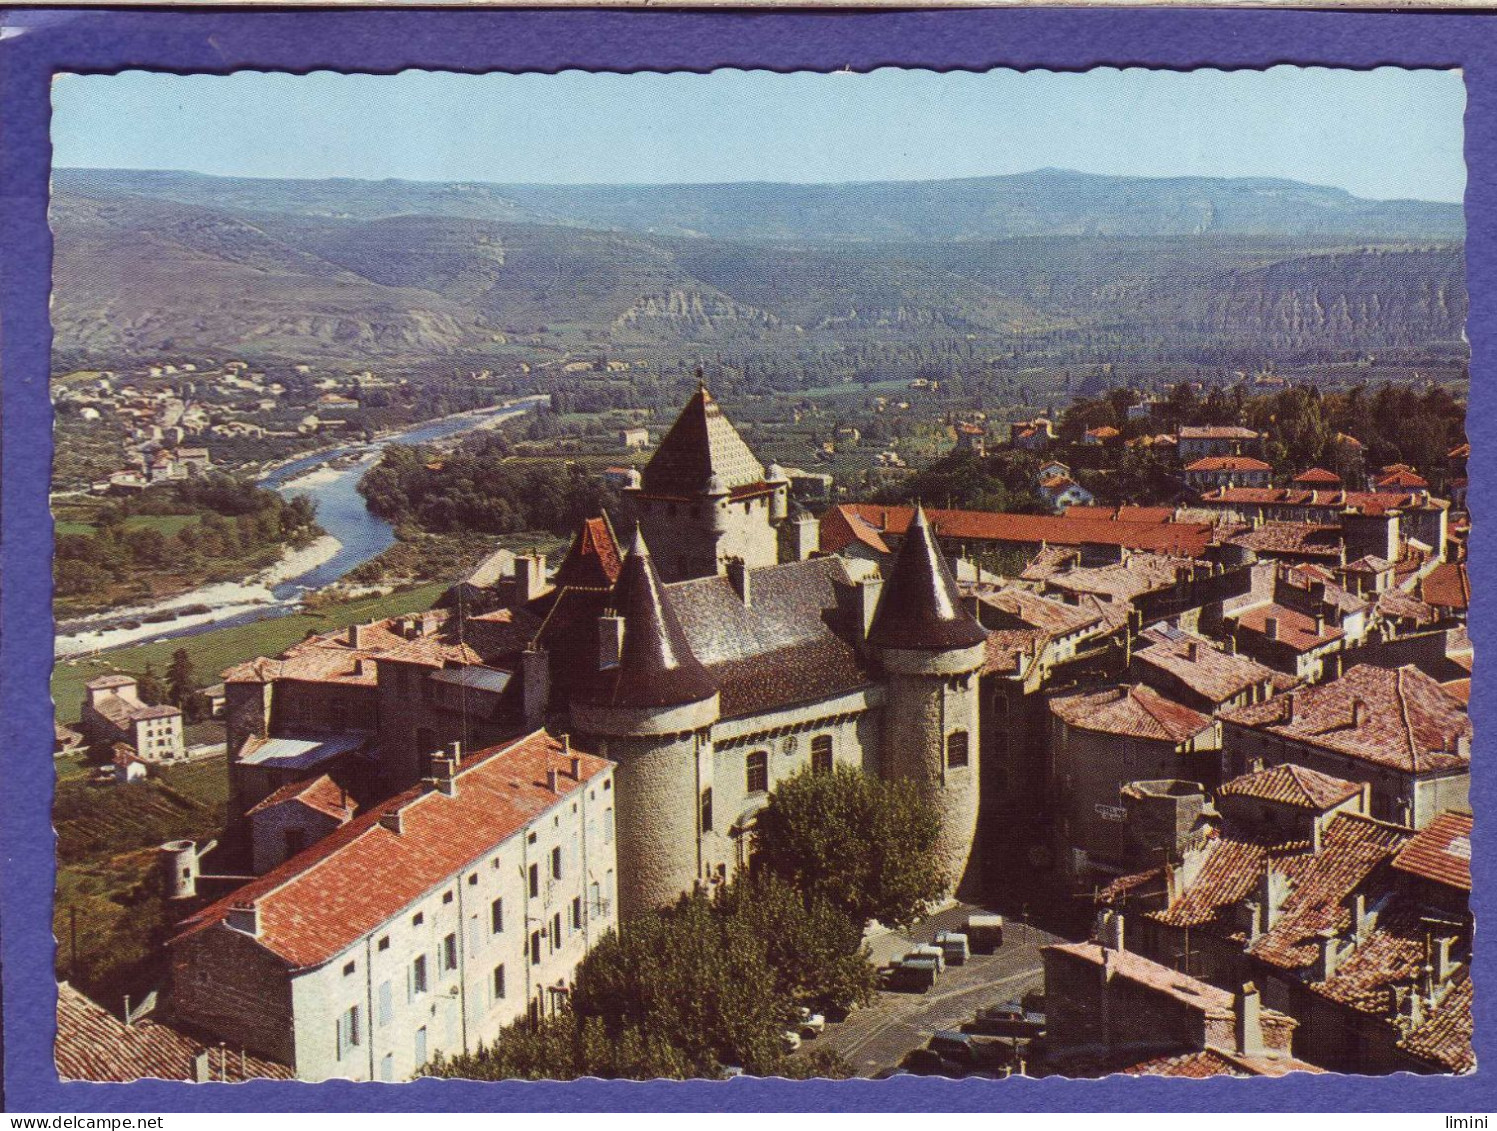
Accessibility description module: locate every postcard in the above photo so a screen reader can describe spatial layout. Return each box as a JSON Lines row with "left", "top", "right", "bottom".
{"left": 1, "top": 6, "right": 1491, "bottom": 1116}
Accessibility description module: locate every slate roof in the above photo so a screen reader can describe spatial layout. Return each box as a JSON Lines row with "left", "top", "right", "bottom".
{"left": 1391, "top": 810, "right": 1472, "bottom": 892}
{"left": 56, "top": 982, "right": 293, "bottom": 1082}
{"left": 827, "top": 503, "right": 1215, "bottom": 557}
{"left": 867, "top": 505, "right": 988, "bottom": 651}
{"left": 1217, "top": 764, "right": 1361, "bottom": 811}
{"left": 575, "top": 527, "right": 718, "bottom": 711}
{"left": 1221, "top": 664, "right": 1470, "bottom": 775}
{"left": 173, "top": 731, "right": 610, "bottom": 970}
{"left": 1048, "top": 684, "right": 1213, "bottom": 744}
{"left": 641, "top": 384, "right": 765, "bottom": 496}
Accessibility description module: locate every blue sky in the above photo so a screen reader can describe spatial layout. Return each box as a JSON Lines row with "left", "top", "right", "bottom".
{"left": 51, "top": 66, "right": 1466, "bottom": 202}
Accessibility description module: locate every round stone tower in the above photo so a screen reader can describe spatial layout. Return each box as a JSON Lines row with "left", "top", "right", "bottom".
{"left": 160, "top": 839, "right": 200, "bottom": 901}
{"left": 868, "top": 505, "right": 988, "bottom": 897}
{"left": 571, "top": 526, "right": 720, "bottom": 919}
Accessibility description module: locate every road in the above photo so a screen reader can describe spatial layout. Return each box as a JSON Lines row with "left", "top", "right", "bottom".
{"left": 807, "top": 902, "right": 1073, "bottom": 1077}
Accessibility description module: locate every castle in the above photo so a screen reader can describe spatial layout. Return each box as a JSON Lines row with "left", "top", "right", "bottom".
{"left": 222, "top": 384, "right": 986, "bottom": 918}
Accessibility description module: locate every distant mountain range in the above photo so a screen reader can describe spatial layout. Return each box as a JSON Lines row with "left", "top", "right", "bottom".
{"left": 49, "top": 167, "right": 1467, "bottom": 363}
{"left": 55, "top": 166, "right": 1464, "bottom": 244}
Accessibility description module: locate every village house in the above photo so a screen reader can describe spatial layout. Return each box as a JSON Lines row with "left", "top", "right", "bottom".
{"left": 1219, "top": 664, "right": 1470, "bottom": 828}
{"left": 167, "top": 731, "right": 617, "bottom": 1082}
{"left": 79, "top": 674, "right": 185, "bottom": 763}
{"left": 1183, "top": 455, "right": 1274, "bottom": 492}
{"left": 1176, "top": 425, "right": 1262, "bottom": 463}
{"left": 616, "top": 426, "right": 649, "bottom": 449}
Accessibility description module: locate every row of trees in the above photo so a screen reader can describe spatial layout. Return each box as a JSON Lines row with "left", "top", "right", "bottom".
{"left": 425, "top": 766, "right": 945, "bottom": 1081}
{"left": 357, "top": 439, "right": 620, "bottom": 537}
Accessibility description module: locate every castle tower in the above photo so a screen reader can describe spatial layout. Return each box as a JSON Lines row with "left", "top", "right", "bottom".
{"left": 624, "top": 383, "right": 788, "bottom": 582}
{"left": 570, "top": 527, "right": 720, "bottom": 918}
{"left": 868, "top": 505, "right": 988, "bottom": 896}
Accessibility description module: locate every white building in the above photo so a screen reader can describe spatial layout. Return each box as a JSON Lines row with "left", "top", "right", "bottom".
{"left": 80, "top": 674, "right": 185, "bottom": 762}
{"left": 167, "top": 730, "right": 617, "bottom": 1081}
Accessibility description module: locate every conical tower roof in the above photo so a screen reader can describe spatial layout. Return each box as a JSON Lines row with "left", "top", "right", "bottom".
{"left": 576, "top": 527, "right": 718, "bottom": 710}
{"left": 867, "top": 505, "right": 988, "bottom": 651}
{"left": 641, "top": 383, "right": 765, "bottom": 497}
{"left": 552, "top": 514, "right": 624, "bottom": 591}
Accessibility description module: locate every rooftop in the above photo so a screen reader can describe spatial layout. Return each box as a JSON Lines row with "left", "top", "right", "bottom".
{"left": 866, "top": 505, "right": 988, "bottom": 652}
{"left": 1133, "top": 627, "right": 1277, "bottom": 705}
{"left": 1184, "top": 456, "right": 1273, "bottom": 473}
{"left": 1391, "top": 810, "right": 1472, "bottom": 892}
{"left": 1048, "top": 683, "right": 1213, "bottom": 745}
{"left": 1232, "top": 602, "right": 1343, "bottom": 653}
{"left": 1217, "top": 763, "right": 1362, "bottom": 811}
{"left": 236, "top": 731, "right": 370, "bottom": 772}
{"left": 1178, "top": 425, "right": 1261, "bottom": 441}
{"left": 641, "top": 384, "right": 765, "bottom": 497}
{"left": 1221, "top": 664, "right": 1470, "bottom": 775}
{"left": 175, "top": 731, "right": 611, "bottom": 970}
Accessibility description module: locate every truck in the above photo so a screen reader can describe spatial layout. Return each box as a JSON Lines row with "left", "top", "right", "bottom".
{"left": 908, "top": 944, "right": 946, "bottom": 973}
{"left": 965, "top": 913, "right": 1005, "bottom": 953}
{"left": 883, "top": 955, "right": 939, "bottom": 992}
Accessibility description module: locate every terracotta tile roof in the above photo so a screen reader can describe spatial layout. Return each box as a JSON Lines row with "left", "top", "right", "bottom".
{"left": 86, "top": 674, "right": 138, "bottom": 690}
{"left": 1179, "top": 425, "right": 1261, "bottom": 441}
{"left": 1226, "top": 523, "right": 1344, "bottom": 559}
{"left": 246, "top": 773, "right": 357, "bottom": 822}
{"left": 221, "top": 614, "right": 436, "bottom": 686}
{"left": 552, "top": 515, "right": 624, "bottom": 591}
{"left": 1293, "top": 468, "right": 1343, "bottom": 486}
{"left": 1134, "top": 629, "right": 1276, "bottom": 706}
{"left": 1045, "top": 554, "right": 1194, "bottom": 603}
{"left": 1151, "top": 832, "right": 1277, "bottom": 931}
{"left": 1122, "top": 1049, "right": 1325, "bottom": 1078}
{"left": 1391, "top": 810, "right": 1472, "bottom": 892}
{"left": 1049, "top": 684, "right": 1213, "bottom": 744}
{"left": 1039, "top": 475, "right": 1079, "bottom": 490}
{"left": 827, "top": 503, "right": 1215, "bottom": 557}
{"left": 817, "top": 504, "right": 892, "bottom": 557}
{"left": 1064, "top": 505, "right": 1175, "bottom": 524}
{"left": 1233, "top": 603, "right": 1343, "bottom": 652}
{"left": 1020, "top": 545, "right": 1081, "bottom": 581}
{"left": 1399, "top": 967, "right": 1475, "bottom": 1074}
{"left": 1342, "top": 555, "right": 1394, "bottom": 574}
{"left": 1185, "top": 456, "right": 1272, "bottom": 473}
{"left": 1376, "top": 587, "right": 1442, "bottom": 629}
{"left": 1221, "top": 664, "right": 1470, "bottom": 775}
{"left": 1375, "top": 469, "right": 1430, "bottom": 490}
{"left": 1085, "top": 426, "right": 1120, "bottom": 440}
{"left": 1418, "top": 562, "right": 1470, "bottom": 611}
{"left": 1307, "top": 899, "right": 1434, "bottom": 1016}
{"left": 983, "top": 628, "right": 1049, "bottom": 676}
{"left": 975, "top": 586, "right": 1103, "bottom": 636}
{"left": 55, "top": 982, "right": 293, "bottom": 1082}
{"left": 1199, "top": 486, "right": 1446, "bottom": 515}
{"left": 173, "top": 731, "right": 611, "bottom": 970}
{"left": 1218, "top": 764, "right": 1362, "bottom": 811}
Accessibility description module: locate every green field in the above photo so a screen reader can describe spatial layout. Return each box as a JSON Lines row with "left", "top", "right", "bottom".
{"left": 52, "top": 582, "right": 446, "bottom": 724}
{"left": 54, "top": 513, "right": 202, "bottom": 538}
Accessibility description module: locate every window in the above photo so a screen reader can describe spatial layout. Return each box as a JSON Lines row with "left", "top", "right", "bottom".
{"left": 528, "top": 863, "right": 540, "bottom": 899}
{"left": 468, "top": 873, "right": 478, "bottom": 886}
{"left": 336, "top": 1004, "right": 360, "bottom": 1060}
{"left": 811, "top": 734, "right": 834, "bottom": 775}
{"left": 700, "top": 788, "right": 713, "bottom": 833}
{"left": 342, "top": 960, "right": 356, "bottom": 977}
{"left": 490, "top": 897, "right": 503, "bottom": 935}
{"left": 377, "top": 935, "right": 390, "bottom": 952}
{"left": 551, "top": 846, "right": 563, "bottom": 881}
{"left": 527, "top": 831, "right": 537, "bottom": 844}
{"left": 414, "top": 1027, "right": 427, "bottom": 1067}
{"left": 380, "top": 1053, "right": 394, "bottom": 1082}
{"left": 604, "top": 808, "right": 615, "bottom": 843}
{"left": 412, "top": 954, "right": 428, "bottom": 997}
{"left": 530, "top": 930, "right": 541, "bottom": 966}
{"left": 442, "top": 933, "right": 457, "bottom": 972}
{"left": 552, "top": 913, "right": 562, "bottom": 950}
{"left": 442, "top": 891, "right": 454, "bottom": 905}
{"left": 571, "top": 896, "right": 582, "bottom": 931}
{"left": 946, "top": 730, "right": 970, "bottom": 769}
{"left": 746, "top": 750, "right": 769, "bottom": 794}
{"left": 412, "top": 912, "right": 424, "bottom": 928}
{"left": 377, "top": 981, "right": 393, "bottom": 1027}
{"left": 493, "top": 964, "right": 506, "bottom": 1001}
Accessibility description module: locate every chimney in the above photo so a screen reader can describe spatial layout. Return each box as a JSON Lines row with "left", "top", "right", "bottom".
{"left": 430, "top": 755, "right": 458, "bottom": 796}
{"left": 1264, "top": 616, "right": 1279, "bottom": 641}
{"left": 1234, "top": 983, "right": 1264, "bottom": 1057}
{"left": 513, "top": 553, "right": 548, "bottom": 603}
{"left": 226, "top": 901, "right": 260, "bottom": 937}
{"left": 1312, "top": 929, "right": 1341, "bottom": 982}
{"left": 193, "top": 1050, "right": 212, "bottom": 1083}
{"left": 1350, "top": 697, "right": 1366, "bottom": 728}
{"left": 1102, "top": 910, "right": 1125, "bottom": 952}
{"left": 598, "top": 613, "right": 626, "bottom": 670}
{"left": 1314, "top": 612, "right": 1325, "bottom": 636}
{"left": 546, "top": 768, "right": 559, "bottom": 793}
{"left": 1435, "top": 936, "right": 1458, "bottom": 984}
{"left": 348, "top": 623, "right": 363, "bottom": 649}
{"left": 1186, "top": 641, "right": 1200, "bottom": 663}
{"left": 570, "top": 755, "right": 582, "bottom": 780}
{"left": 521, "top": 647, "right": 550, "bottom": 727}
{"left": 1282, "top": 693, "right": 1295, "bottom": 725}
{"left": 380, "top": 809, "right": 404, "bottom": 835}
{"left": 727, "top": 558, "right": 751, "bottom": 607}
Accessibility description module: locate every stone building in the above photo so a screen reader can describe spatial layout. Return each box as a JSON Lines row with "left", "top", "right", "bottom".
{"left": 168, "top": 731, "right": 616, "bottom": 1082}
{"left": 79, "top": 674, "right": 185, "bottom": 762}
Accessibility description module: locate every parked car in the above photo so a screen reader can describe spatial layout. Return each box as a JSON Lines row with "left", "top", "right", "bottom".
{"left": 927, "top": 1030, "right": 1007, "bottom": 1073}
{"left": 965, "top": 914, "right": 1005, "bottom": 953}
{"left": 970, "top": 1000, "right": 1046, "bottom": 1039}
{"left": 797, "top": 1006, "right": 826, "bottom": 1038}
{"left": 883, "top": 955, "right": 938, "bottom": 992}
{"left": 901, "top": 1048, "right": 963, "bottom": 1077}
{"left": 908, "top": 944, "right": 946, "bottom": 973}
{"left": 934, "top": 929, "right": 970, "bottom": 966}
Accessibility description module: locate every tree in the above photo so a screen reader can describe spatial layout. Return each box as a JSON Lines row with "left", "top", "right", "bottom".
{"left": 752, "top": 765, "right": 947, "bottom": 930}
{"left": 135, "top": 663, "right": 166, "bottom": 706}
{"left": 166, "top": 648, "right": 200, "bottom": 718}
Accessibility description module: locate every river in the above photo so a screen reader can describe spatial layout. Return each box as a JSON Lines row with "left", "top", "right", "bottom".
{"left": 53, "top": 396, "right": 546, "bottom": 657}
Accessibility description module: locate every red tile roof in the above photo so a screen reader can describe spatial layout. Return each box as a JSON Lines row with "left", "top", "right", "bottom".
{"left": 1064, "top": 505, "right": 1175, "bottom": 524}
{"left": 1122, "top": 1049, "right": 1324, "bottom": 1078}
{"left": 1375, "top": 469, "right": 1430, "bottom": 490}
{"left": 974, "top": 586, "right": 1103, "bottom": 636}
{"left": 1418, "top": 562, "right": 1470, "bottom": 611}
{"left": 1218, "top": 764, "right": 1361, "bottom": 811}
{"left": 552, "top": 515, "right": 624, "bottom": 591}
{"left": 1221, "top": 664, "right": 1470, "bottom": 775}
{"left": 1133, "top": 629, "right": 1276, "bottom": 705}
{"left": 56, "top": 982, "right": 292, "bottom": 1082}
{"left": 1233, "top": 602, "right": 1343, "bottom": 652}
{"left": 1391, "top": 810, "right": 1472, "bottom": 892}
{"left": 1185, "top": 456, "right": 1272, "bottom": 473}
{"left": 1198, "top": 486, "right": 1446, "bottom": 515}
{"left": 246, "top": 773, "right": 356, "bottom": 822}
{"left": 1293, "top": 467, "right": 1343, "bottom": 486}
{"left": 1049, "top": 684, "right": 1213, "bottom": 744}
{"left": 173, "top": 731, "right": 611, "bottom": 970}
{"left": 1399, "top": 967, "right": 1475, "bottom": 1074}
{"left": 825, "top": 503, "right": 1215, "bottom": 557}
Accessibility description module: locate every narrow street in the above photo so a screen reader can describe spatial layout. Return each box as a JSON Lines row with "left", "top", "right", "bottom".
{"left": 806, "top": 903, "right": 1075, "bottom": 1077}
